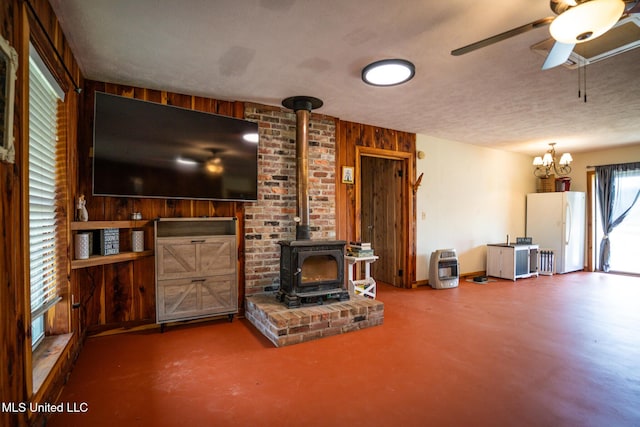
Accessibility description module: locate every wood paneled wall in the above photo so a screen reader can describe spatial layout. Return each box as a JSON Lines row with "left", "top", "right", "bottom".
{"left": 77, "top": 81, "right": 247, "bottom": 334}
{"left": 0, "top": 2, "right": 26, "bottom": 424}
{"left": 1, "top": 1, "right": 83, "bottom": 425}
{"left": 336, "top": 121, "right": 417, "bottom": 287}
{"left": 0, "top": 2, "right": 418, "bottom": 424}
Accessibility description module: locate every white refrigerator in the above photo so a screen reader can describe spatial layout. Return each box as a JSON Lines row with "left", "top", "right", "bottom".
{"left": 526, "top": 191, "right": 586, "bottom": 274}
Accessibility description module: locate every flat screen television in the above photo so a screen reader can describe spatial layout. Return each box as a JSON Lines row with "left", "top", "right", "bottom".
{"left": 92, "top": 91, "right": 259, "bottom": 201}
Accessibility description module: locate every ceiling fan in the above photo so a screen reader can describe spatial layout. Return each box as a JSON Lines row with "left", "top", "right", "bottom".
{"left": 451, "top": 0, "right": 640, "bottom": 70}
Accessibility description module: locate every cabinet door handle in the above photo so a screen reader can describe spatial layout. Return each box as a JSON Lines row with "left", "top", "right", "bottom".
{"left": 191, "top": 278, "right": 206, "bottom": 283}
{"left": 191, "top": 239, "right": 206, "bottom": 244}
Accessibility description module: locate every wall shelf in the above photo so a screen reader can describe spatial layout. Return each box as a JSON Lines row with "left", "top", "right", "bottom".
{"left": 71, "top": 220, "right": 154, "bottom": 269}
{"left": 71, "top": 220, "right": 152, "bottom": 231}
{"left": 71, "top": 250, "right": 154, "bottom": 269}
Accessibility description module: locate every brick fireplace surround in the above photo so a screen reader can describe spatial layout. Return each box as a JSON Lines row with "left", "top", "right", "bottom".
{"left": 242, "top": 103, "right": 384, "bottom": 345}
{"left": 243, "top": 103, "right": 338, "bottom": 296}
{"left": 246, "top": 294, "right": 384, "bottom": 347}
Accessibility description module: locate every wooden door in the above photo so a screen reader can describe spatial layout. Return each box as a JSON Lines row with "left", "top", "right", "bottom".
{"left": 360, "top": 156, "right": 405, "bottom": 287}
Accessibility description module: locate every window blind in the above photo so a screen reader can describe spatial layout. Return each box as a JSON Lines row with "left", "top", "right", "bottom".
{"left": 29, "top": 48, "right": 64, "bottom": 346}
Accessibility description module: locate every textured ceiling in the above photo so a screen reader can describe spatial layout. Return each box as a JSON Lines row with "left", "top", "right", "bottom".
{"left": 49, "top": 0, "right": 640, "bottom": 156}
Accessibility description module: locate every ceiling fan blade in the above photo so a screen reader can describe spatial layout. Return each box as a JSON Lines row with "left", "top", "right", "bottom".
{"left": 541, "top": 41, "right": 576, "bottom": 70}
{"left": 626, "top": 0, "right": 640, "bottom": 14}
{"left": 451, "top": 17, "right": 555, "bottom": 56}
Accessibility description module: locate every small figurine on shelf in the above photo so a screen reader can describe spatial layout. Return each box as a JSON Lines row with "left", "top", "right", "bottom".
{"left": 77, "top": 195, "right": 88, "bottom": 222}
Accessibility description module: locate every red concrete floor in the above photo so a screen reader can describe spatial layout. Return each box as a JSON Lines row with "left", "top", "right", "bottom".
{"left": 48, "top": 272, "right": 640, "bottom": 427}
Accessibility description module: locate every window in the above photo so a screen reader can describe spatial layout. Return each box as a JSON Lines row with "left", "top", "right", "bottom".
{"left": 28, "top": 44, "right": 65, "bottom": 349}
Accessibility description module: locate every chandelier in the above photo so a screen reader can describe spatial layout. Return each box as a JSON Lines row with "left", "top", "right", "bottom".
{"left": 532, "top": 143, "right": 573, "bottom": 178}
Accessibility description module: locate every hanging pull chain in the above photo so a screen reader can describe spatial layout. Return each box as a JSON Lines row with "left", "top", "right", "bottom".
{"left": 577, "top": 59, "right": 587, "bottom": 103}
{"left": 578, "top": 59, "right": 581, "bottom": 99}
{"left": 583, "top": 63, "right": 587, "bottom": 103}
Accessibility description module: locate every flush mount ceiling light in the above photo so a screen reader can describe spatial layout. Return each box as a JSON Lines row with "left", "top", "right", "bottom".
{"left": 550, "top": 0, "right": 625, "bottom": 43}
{"left": 361, "top": 59, "right": 415, "bottom": 86}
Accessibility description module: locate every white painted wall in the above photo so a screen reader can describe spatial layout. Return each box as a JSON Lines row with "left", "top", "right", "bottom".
{"left": 415, "top": 135, "right": 537, "bottom": 281}
{"left": 415, "top": 138, "right": 640, "bottom": 282}
{"left": 566, "top": 144, "right": 640, "bottom": 192}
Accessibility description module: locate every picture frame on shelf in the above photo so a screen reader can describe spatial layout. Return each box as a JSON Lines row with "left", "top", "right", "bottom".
{"left": 342, "top": 166, "right": 354, "bottom": 184}
{"left": 0, "top": 35, "right": 18, "bottom": 164}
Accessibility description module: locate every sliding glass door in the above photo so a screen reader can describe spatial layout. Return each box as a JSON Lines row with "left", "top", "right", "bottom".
{"left": 595, "top": 168, "right": 640, "bottom": 274}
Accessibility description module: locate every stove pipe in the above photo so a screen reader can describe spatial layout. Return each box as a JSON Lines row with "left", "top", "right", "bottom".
{"left": 282, "top": 96, "right": 323, "bottom": 240}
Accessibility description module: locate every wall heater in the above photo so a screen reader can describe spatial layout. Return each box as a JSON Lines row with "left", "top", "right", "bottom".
{"left": 429, "top": 249, "right": 459, "bottom": 289}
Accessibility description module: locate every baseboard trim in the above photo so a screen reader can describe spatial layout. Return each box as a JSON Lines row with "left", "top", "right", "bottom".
{"left": 416, "top": 271, "right": 487, "bottom": 288}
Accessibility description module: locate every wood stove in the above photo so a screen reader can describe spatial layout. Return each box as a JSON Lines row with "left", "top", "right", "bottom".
{"left": 278, "top": 240, "right": 349, "bottom": 308}
{"left": 277, "top": 96, "right": 349, "bottom": 308}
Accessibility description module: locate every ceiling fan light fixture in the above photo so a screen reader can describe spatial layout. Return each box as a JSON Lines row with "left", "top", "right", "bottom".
{"left": 362, "top": 59, "right": 415, "bottom": 86}
{"left": 549, "top": 0, "right": 625, "bottom": 44}
{"left": 206, "top": 157, "right": 224, "bottom": 174}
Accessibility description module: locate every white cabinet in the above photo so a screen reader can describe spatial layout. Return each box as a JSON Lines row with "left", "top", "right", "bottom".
{"left": 155, "top": 218, "right": 238, "bottom": 325}
{"left": 486, "top": 244, "right": 539, "bottom": 281}
{"left": 486, "top": 245, "right": 513, "bottom": 280}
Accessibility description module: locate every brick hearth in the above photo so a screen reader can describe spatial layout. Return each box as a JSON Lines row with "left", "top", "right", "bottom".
{"left": 245, "top": 294, "right": 384, "bottom": 347}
